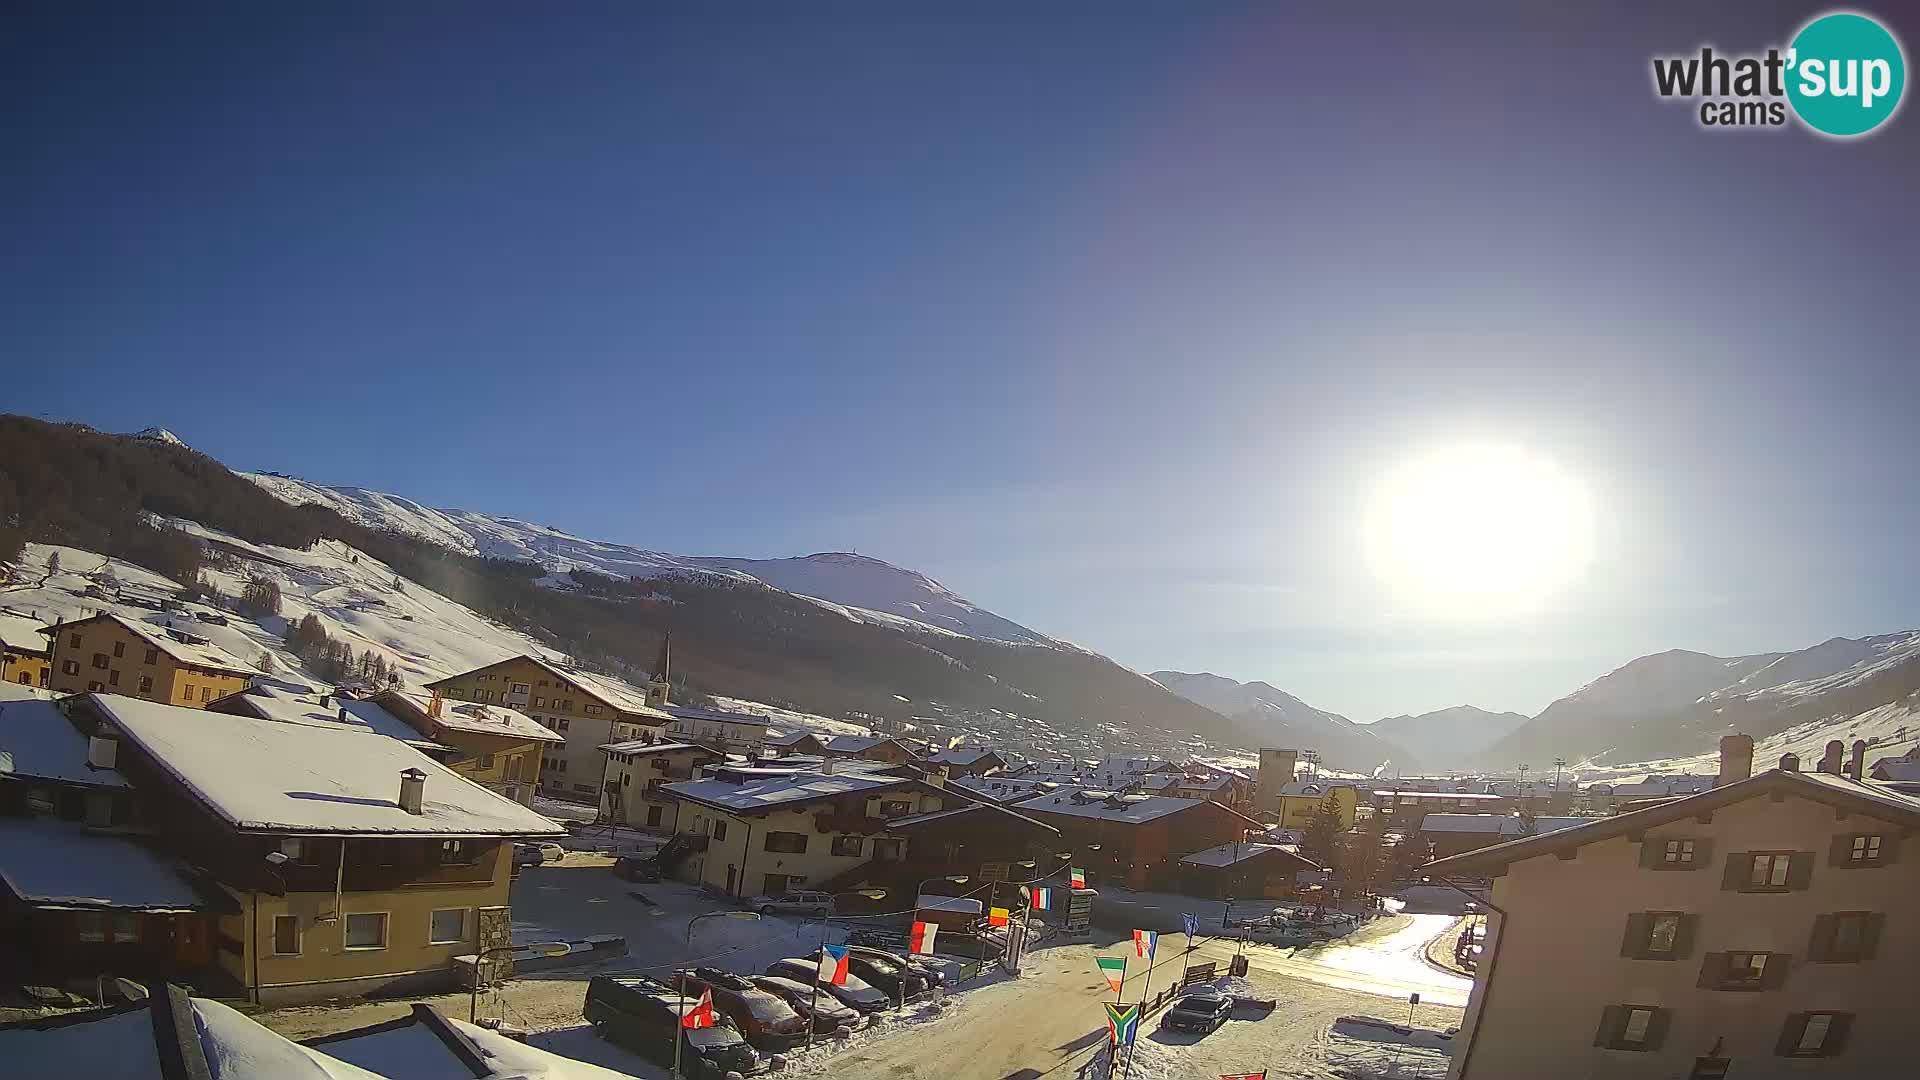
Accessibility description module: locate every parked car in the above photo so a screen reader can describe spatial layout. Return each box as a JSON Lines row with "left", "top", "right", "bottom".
{"left": 764, "top": 959, "right": 890, "bottom": 1014}
{"left": 612, "top": 853, "right": 660, "bottom": 882}
{"left": 583, "top": 975, "right": 762, "bottom": 1078}
{"left": 672, "top": 968, "right": 811, "bottom": 1052}
{"left": 193, "top": 610, "right": 228, "bottom": 625}
{"left": 840, "top": 949, "right": 928, "bottom": 1002}
{"left": 514, "top": 842, "right": 567, "bottom": 867}
{"left": 845, "top": 945, "right": 944, "bottom": 990}
{"left": 1162, "top": 990, "right": 1233, "bottom": 1034}
{"left": 749, "top": 890, "right": 834, "bottom": 918}
{"left": 750, "top": 975, "right": 860, "bottom": 1034}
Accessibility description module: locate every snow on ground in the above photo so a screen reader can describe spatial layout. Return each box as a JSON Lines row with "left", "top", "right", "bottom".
{"left": 1295, "top": 915, "right": 1470, "bottom": 1006}
{"left": 707, "top": 695, "right": 874, "bottom": 738}
{"left": 1575, "top": 692, "right": 1920, "bottom": 784}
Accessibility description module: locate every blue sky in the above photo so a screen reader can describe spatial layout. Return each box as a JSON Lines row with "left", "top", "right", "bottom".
{"left": 5, "top": 3, "right": 1916, "bottom": 722}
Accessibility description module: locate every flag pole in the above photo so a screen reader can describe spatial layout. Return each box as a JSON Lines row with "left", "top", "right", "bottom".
{"left": 805, "top": 943, "right": 823, "bottom": 1050}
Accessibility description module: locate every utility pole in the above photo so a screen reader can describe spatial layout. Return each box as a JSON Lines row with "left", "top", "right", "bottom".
{"left": 1552, "top": 757, "right": 1567, "bottom": 794}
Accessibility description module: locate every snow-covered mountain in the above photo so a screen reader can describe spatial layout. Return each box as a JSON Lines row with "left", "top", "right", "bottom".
{"left": 1366, "top": 706, "right": 1531, "bottom": 769}
{"left": 129, "top": 427, "right": 188, "bottom": 448}
{"left": 1495, "top": 632, "right": 1920, "bottom": 766}
{"left": 245, "top": 473, "right": 1062, "bottom": 648}
{"left": 1148, "top": 670, "right": 1405, "bottom": 772}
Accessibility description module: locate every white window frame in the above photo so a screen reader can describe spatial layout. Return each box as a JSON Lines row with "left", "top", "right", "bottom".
{"left": 343, "top": 911, "right": 389, "bottom": 951}
{"left": 428, "top": 908, "right": 468, "bottom": 945}
{"left": 1621, "top": 1006, "right": 1655, "bottom": 1045}
{"left": 1850, "top": 835, "right": 1882, "bottom": 862}
{"left": 1798, "top": 1013, "right": 1836, "bottom": 1053}
{"left": 272, "top": 914, "right": 302, "bottom": 956}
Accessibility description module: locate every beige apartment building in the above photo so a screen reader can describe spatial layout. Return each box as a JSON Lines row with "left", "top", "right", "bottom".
{"left": 1428, "top": 737, "right": 1912, "bottom": 1080}
{"left": 598, "top": 740, "right": 725, "bottom": 830}
{"left": 41, "top": 612, "right": 252, "bottom": 705}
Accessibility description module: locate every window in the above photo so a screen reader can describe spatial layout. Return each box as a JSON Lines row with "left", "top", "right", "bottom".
{"left": 112, "top": 913, "right": 139, "bottom": 943}
{"left": 69, "top": 633, "right": 82, "bottom": 648}
{"left": 537, "top": 679, "right": 548, "bottom": 687}
{"left": 429, "top": 908, "right": 467, "bottom": 944}
{"left": 1851, "top": 835, "right": 1880, "bottom": 861}
{"left": 62, "top": 659, "right": 79, "bottom": 675}
{"left": 344, "top": 913, "right": 387, "bottom": 950}
{"left": 765, "top": 831, "right": 808, "bottom": 854}
{"left": 272, "top": 915, "right": 300, "bottom": 955}
{"left": 92, "top": 652, "right": 109, "bottom": 669}
{"left": 1699, "top": 950, "right": 1785, "bottom": 991}
{"left": 182, "top": 684, "right": 193, "bottom": 701}
{"left": 107, "top": 669, "right": 119, "bottom": 686}
{"left": 831, "top": 835, "right": 863, "bottom": 857}
{"left": 144, "top": 648, "right": 159, "bottom": 664}
{"left": 137, "top": 675, "right": 153, "bottom": 694}
{"left": 1690, "top": 1057, "right": 1731, "bottom": 1080}
{"left": 478, "top": 753, "right": 495, "bottom": 769}
{"left": 533, "top": 696, "right": 545, "bottom": 707}
{"left": 88, "top": 680, "right": 103, "bottom": 692}
{"left": 1724, "top": 850, "right": 1809, "bottom": 892}
{"left": 762, "top": 873, "right": 791, "bottom": 895}
{"left": 438, "top": 839, "right": 479, "bottom": 864}
{"left": 1595, "top": 1005, "right": 1666, "bottom": 1051}
{"left": 711, "top": 821, "right": 729, "bottom": 842}
{"left": 1665, "top": 839, "right": 1694, "bottom": 866}
{"left": 1778, "top": 1012, "right": 1852, "bottom": 1058}
{"left": 76, "top": 911, "right": 107, "bottom": 943}
{"left": 1810, "top": 911, "right": 1883, "bottom": 962}
{"left": 572, "top": 782, "right": 595, "bottom": 793}
{"left": 200, "top": 686, "right": 212, "bottom": 702}
{"left": 505, "top": 755, "right": 522, "bottom": 780}
{"left": 556, "top": 718, "right": 569, "bottom": 732}
{"left": 1621, "top": 912, "right": 1692, "bottom": 959}
{"left": 562, "top": 699, "right": 573, "bottom": 712}
{"left": 1832, "top": 832, "right": 1892, "bottom": 867}
{"left": 881, "top": 800, "right": 913, "bottom": 817}
{"left": 872, "top": 838, "right": 905, "bottom": 861}
{"left": 646, "top": 805, "right": 664, "bottom": 827}
{"left": 585, "top": 703, "right": 603, "bottom": 716}
{"left": 112, "top": 641, "right": 125, "bottom": 658}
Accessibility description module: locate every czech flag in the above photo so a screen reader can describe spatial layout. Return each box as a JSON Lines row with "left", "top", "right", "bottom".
{"left": 910, "top": 920, "right": 938, "bottom": 955}
{"left": 1133, "top": 929, "right": 1157, "bottom": 959}
{"left": 818, "top": 943, "right": 851, "bottom": 985}
{"left": 1069, "top": 866, "right": 1086, "bottom": 889}
{"left": 682, "top": 988, "right": 714, "bottom": 1030}
{"left": 988, "top": 906, "right": 1011, "bottom": 927}
{"left": 1030, "top": 887, "right": 1052, "bottom": 911}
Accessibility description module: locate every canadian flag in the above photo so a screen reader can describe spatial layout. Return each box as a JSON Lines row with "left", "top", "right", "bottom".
{"left": 910, "top": 920, "right": 938, "bottom": 955}
{"left": 682, "top": 988, "right": 715, "bottom": 1030}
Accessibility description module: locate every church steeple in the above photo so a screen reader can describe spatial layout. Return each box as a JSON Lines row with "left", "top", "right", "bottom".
{"left": 646, "top": 632, "right": 671, "bottom": 708}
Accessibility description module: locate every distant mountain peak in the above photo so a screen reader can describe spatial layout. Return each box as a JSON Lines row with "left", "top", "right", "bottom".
{"left": 129, "top": 426, "right": 187, "bottom": 448}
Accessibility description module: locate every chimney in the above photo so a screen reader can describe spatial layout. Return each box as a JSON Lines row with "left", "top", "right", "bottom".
{"left": 87, "top": 735, "right": 118, "bottom": 770}
{"left": 821, "top": 758, "right": 835, "bottom": 776}
{"left": 1820, "top": 740, "right": 1845, "bottom": 775}
{"left": 338, "top": 705, "right": 349, "bottom": 723}
{"left": 318, "top": 693, "right": 331, "bottom": 708}
{"left": 1780, "top": 752, "right": 1800, "bottom": 772}
{"left": 1715, "top": 734, "right": 1754, "bottom": 788}
{"left": 398, "top": 768, "right": 427, "bottom": 815}
{"left": 1849, "top": 740, "right": 1868, "bottom": 781}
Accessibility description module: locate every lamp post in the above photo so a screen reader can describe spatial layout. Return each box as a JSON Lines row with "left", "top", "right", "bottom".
{"left": 675, "top": 911, "right": 760, "bottom": 1078}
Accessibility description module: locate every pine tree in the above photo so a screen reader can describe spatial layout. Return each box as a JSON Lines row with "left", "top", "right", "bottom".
{"left": 47, "top": 551, "right": 61, "bottom": 575}
{"left": 1301, "top": 792, "right": 1343, "bottom": 869}
{"left": 1517, "top": 804, "right": 1539, "bottom": 836}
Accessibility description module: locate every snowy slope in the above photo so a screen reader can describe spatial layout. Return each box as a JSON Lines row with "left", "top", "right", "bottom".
{"left": 245, "top": 473, "right": 1061, "bottom": 647}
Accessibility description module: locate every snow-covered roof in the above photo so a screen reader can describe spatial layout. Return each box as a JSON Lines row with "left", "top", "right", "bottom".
{"left": 51, "top": 613, "right": 254, "bottom": 677}
{"left": 0, "top": 681, "right": 55, "bottom": 703}
{"left": 91, "top": 694, "right": 565, "bottom": 837}
{"left": 598, "top": 740, "right": 715, "bottom": 757}
{"left": 766, "top": 730, "right": 822, "bottom": 747}
{"left": 0, "top": 611, "right": 50, "bottom": 655}
{"left": 1606, "top": 774, "right": 1715, "bottom": 797}
{"left": 1278, "top": 780, "right": 1356, "bottom": 798}
{"left": 664, "top": 704, "right": 769, "bottom": 728}
{"left": 1870, "top": 757, "right": 1920, "bottom": 782}
{"left": 0, "top": 816, "right": 211, "bottom": 911}
{"left": 662, "top": 769, "right": 914, "bottom": 814}
{"left": 521, "top": 656, "right": 672, "bottom": 721}
{"left": 925, "top": 747, "right": 1001, "bottom": 767}
{"left": 1179, "top": 842, "right": 1319, "bottom": 870}
{"left": 377, "top": 689, "right": 562, "bottom": 744}
{"left": 824, "top": 735, "right": 887, "bottom": 753}
{"left": 308, "top": 1003, "right": 636, "bottom": 1080}
{"left": 214, "top": 684, "right": 449, "bottom": 754}
{"left": 1170, "top": 775, "right": 1232, "bottom": 791}
{"left": 0, "top": 697, "right": 127, "bottom": 788}
{"left": 1015, "top": 792, "right": 1213, "bottom": 825}
{"left": 1373, "top": 789, "right": 1503, "bottom": 800}
{"left": 1418, "top": 814, "right": 1589, "bottom": 837}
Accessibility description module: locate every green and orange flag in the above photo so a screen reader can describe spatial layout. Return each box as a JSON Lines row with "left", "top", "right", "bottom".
{"left": 1069, "top": 866, "right": 1086, "bottom": 888}
{"left": 1095, "top": 955, "right": 1127, "bottom": 993}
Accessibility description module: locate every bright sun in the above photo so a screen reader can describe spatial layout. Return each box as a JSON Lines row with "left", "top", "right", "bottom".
{"left": 1362, "top": 443, "right": 1594, "bottom": 617}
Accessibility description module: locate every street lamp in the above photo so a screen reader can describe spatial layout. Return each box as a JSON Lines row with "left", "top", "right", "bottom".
{"left": 675, "top": 911, "right": 761, "bottom": 1078}
{"left": 918, "top": 874, "right": 968, "bottom": 897}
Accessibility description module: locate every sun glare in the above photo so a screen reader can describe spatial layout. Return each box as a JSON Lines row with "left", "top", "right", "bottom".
{"left": 1362, "top": 443, "right": 1594, "bottom": 618}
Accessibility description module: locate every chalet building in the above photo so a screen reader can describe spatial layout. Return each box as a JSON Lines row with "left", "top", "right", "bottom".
{"left": 0, "top": 696, "right": 223, "bottom": 991}
{"left": 763, "top": 730, "right": 826, "bottom": 757}
{"left": 663, "top": 705, "right": 769, "bottom": 754}
{"left": 426, "top": 655, "right": 671, "bottom": 802}
{"left": 1867, "top": 748, "right": 1920, "bottom": 782}
{"left": 1177, "top": 841, "right": 1322, "bottom": 899}
{"left": 1427, "top": 736, "right": 1916, "bottom": 1079}
{"left": 820, "top": 735, "right": 922, "bottom": 766}
{"left": 598, "top": 741, "right": 726, "bottom": 830}
{"left": 1417, "top": 813, "right": 1590, "bottom": 861}
{"left": 207, "top": 681, "right": 455, "bottom": 762}
{"left": 1013, "top": 790, "right": 1263, "bottom": 890}
{"left": 75, "top": 694, "right": 565, "bottom": 1004}
{"left": 1371, "top": 788, "right": 1506, "bottom": 825}
{"left": 923, "top": 747, "right": 1007, "bottom": 779}
{"left": 364, "top": 688, "right": 561, "bottom": 807}
{"left": 0, "top": 610, "right": 52, "bottom": 688}
{"left": 40, "top": 613, "right": 251, "bottom": 706}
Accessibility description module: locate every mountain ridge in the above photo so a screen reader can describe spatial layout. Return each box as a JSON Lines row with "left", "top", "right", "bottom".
{"left": 1148, "top": 670, "right": 1408, "bottom": 772}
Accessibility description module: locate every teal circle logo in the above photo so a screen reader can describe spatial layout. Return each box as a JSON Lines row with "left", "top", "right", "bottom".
{"left": 1786, "top": 12, "right": 1906, "bottom": 137}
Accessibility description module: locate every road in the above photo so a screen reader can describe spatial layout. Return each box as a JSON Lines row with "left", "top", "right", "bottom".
{"left": 1237, "top": 914, "right": 1472, "bottom": 1008}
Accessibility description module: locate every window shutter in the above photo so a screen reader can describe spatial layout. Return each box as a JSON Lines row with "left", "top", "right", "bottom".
{"left": 1672, "top": 914, "right": 1699, "bottom": 960}
{"left": 1642, "top": 1008, "right": 1672, "bottom": 1051}
{"left": 1775, "top": 1013, "right": 1809, "bottom": 1056}
{"left": 1721, "top": 852, "right": 1748, "bottom": 890}
{"left": 1638, "top": 841, "right": 1664, "bottom": 869}
{"left": 1760, "top": 953, "right": 1792, "bottom": 990}
{"left": 1829, "top": 834, "right": 1855, "bottom": 866}
{"left": 1824, "top": 1012, "right": 1855, "bottom": 1056}
{"left": 1879, "top": 833, "right": 1900, "bottom": 865}
{"left": 1593, "top": 1005, "right": 1624, "bottom": 1047}
{"left": 1690, "top": 838, "right": 1713, "bottom": 868}
{"left": 1786, "top": 852, "right": 1815, "bottom": 890}
{"left": 1807, "top": 914, "right": 1836, "bottom": 962}
{"left": 1620, "top": 913, "right": 1650, "bottom": 958}
{"left": 1861, "top": 913, "right": 1885, "bottom": 960}
{"left": 1697, "top": 952, "right": 1727, "bottom": 988}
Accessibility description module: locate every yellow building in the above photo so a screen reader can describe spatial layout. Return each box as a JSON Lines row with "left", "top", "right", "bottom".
{"left": 0, "top": 610, "right": 52, "bottom": 688}
{"left": 82, "top": 693, "right": 565, "bottom": 1005}
{"left": 1275, "top": 780, "right": 1359, "bottom": 831}
{"left": 426, "top": 655, "right": 671, "bottom": 803}
{"left": 369, "top": 688, "right": 562, "bottom": 807}
{"left": 41, "top": 612, "right": 251, "bottom": 706}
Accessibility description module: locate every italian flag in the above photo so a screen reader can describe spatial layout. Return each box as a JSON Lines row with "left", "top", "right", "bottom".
{"left": 1069, "top": 866, "right": 1086, "bottom": 889}
{"left": 910, "top": 920, "right": 938, "bottom": 955}
{"left": 1095, "top": 955, "right": 1127, "bottom": 993}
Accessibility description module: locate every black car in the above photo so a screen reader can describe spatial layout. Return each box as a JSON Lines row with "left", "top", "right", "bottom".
{"left": 1162, "top": 990, "right": 1233, "bottom": 1034}
{"left": 612, "top": 854, "right": 660, "bottom": 882}
{"left": 841, "top": 950, "right": 928, "bottom": 1002}
{"left": 764, "top": 959, "right": 890, "bottom": 1014}
{"left": 845, "top": 945, "right": 944, "bottom": 991}
{"left": 583, "top": 974, "right": 763, "bottom": 1077}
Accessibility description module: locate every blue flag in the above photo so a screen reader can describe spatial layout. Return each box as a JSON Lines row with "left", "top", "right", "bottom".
{"left": 1182, "top": 911, "right": 1199, "bottom": 938}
